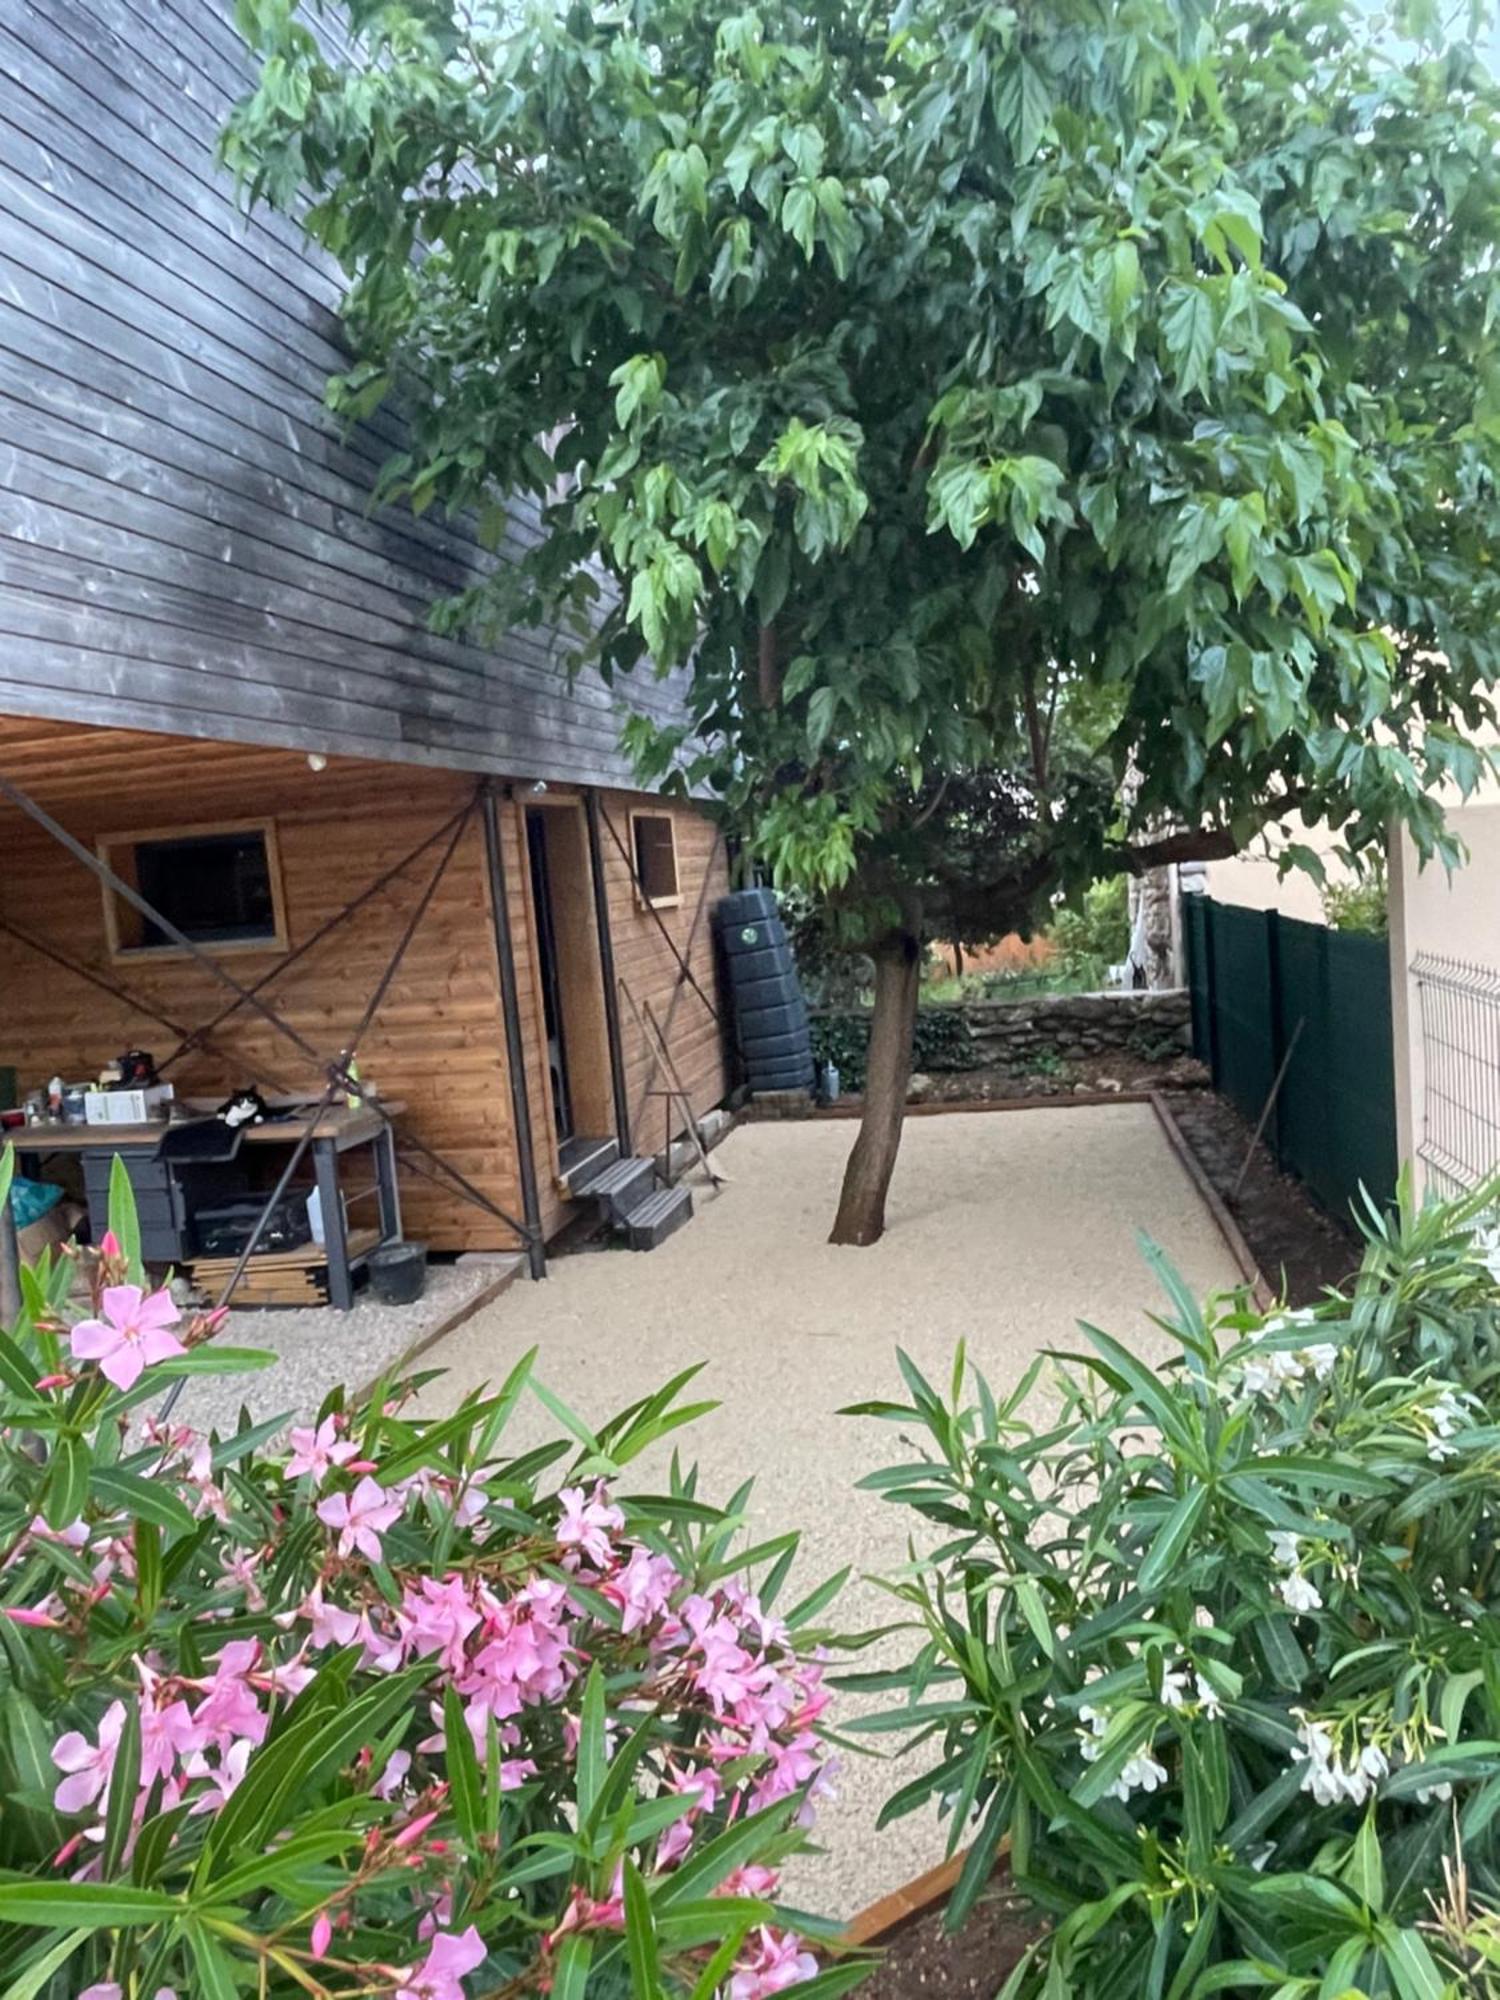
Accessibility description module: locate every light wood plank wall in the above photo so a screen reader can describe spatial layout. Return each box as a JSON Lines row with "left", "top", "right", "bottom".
{"left": 0, "top": 725, "right": 728, "bottom": 1254}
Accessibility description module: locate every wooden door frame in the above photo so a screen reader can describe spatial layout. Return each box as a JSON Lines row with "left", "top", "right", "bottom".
{"left": 512, "top": 791, "right": 616, "bottom": 1187}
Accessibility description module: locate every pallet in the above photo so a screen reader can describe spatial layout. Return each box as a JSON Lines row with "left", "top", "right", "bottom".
{"left": 187, "top": 1228, "right": 381, "bottom": 1309}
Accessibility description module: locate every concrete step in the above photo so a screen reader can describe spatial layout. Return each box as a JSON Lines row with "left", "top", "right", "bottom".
{"left": 587, "top": 1155, "right": 657, "bottom": 1223}
{"left": 558, "top": 1135, "right": 619, "bottom": 1198}
{"left": 625, "top": 1184, "right": 694, "bottom": 1251}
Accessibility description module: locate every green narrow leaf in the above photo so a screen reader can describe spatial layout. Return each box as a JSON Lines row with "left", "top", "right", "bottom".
{"left": 945, "top": 1781, "right": 1008, "bottom": 1931}
{"left": 0, "top": 1875, "right": 180, "bottom": 1928}
{"left": 135, "top": 1518, "right": 163, "bottom": 1617}
{"left": 1343, "top": 1808, "right": 1384, "bottom": 1911}
{"left": 623, "top": 1859, "right": 661, "bottom": 1998}
{"left": 443, "top": 1684, "right": 483, "bottom": 1847}
{"left": 1383, "top": 1927, "right": 1446, "bottom": 2000}
{"left": 0, "top": 1927, "right": 88, "bottom": 2000}
{"left": 1138, "top": 1485, "right": 1209, "bottom": 1594}
{"left": 107, "top": 1155, "right": 143, "bottom": 1281}
{"left": 101, "top": 1697, "right": 142, "bottom": 1878}
{"left": 91, "top": 1466, "right": 197, "bottom": 1538}
{"left": 45, "top": 1433, "right": 89, "bottom": 1532}
{"left": 186, "top": 1918, "right": 241, "bottom": 2000}
{"left": 553, "top": 1933, "right": 594, "bottom": 2000}
{"left": 576, "top": 1666, "right": 608, "bottom": 1829}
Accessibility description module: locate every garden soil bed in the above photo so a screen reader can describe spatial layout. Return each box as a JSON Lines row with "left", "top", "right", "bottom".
{"left": 855, "top": 1886, "right": 1041, "bottom": 2000}
{"left": 1160, "top": 1089, "right": 1360, "bottom": 1306}
{"left": 913, "top": 1049, "right": 1207, "bottom": 1101}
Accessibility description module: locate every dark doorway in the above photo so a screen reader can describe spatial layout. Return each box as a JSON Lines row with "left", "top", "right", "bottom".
{"left": 526, "top": 808, "right": 574, "bottom": 1142}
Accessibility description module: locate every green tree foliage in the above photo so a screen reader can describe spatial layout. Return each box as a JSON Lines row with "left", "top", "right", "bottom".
{"left": 227, "top": 0, "right": 1500, "bottom": 1235}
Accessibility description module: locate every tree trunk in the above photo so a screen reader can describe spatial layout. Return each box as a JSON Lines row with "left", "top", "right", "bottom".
{"left": 829, "top": 933, "right": 921, "bottom": 1247}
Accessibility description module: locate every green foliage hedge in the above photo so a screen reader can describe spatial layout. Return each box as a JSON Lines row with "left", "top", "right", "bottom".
{"left": 810, "top": 1008, "right": 974, "bottom": 1091}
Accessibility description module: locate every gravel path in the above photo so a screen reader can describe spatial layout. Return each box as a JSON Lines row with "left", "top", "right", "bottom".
{"left": 414, "top": 1104, "right": 1239, "bottom": 1921}
{"left": 164, "top": 1262, "right": 514, "bottom": 1438}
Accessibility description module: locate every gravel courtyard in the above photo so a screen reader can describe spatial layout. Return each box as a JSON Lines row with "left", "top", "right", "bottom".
{"left": 416, "top": 1103, "right": 1240, "bottom": 1921}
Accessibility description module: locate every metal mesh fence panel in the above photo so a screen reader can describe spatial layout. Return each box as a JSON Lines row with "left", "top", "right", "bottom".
{"left": 1411, "top": 954, "right": 1500, "bottom": 1194}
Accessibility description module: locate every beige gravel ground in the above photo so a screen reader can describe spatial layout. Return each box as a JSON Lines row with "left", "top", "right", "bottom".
{"left": 416, "top": 1104, "right": 1240, "bottom": 1922}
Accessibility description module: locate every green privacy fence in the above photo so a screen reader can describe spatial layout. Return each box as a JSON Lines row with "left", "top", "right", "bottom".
{"left": 1182, "top": 895, "right": 1398, "bottom": 1221}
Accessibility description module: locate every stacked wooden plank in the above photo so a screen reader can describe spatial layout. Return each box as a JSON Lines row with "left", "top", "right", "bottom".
{"left": 188, "top": 1227, "right": 380, "bottom": 1309}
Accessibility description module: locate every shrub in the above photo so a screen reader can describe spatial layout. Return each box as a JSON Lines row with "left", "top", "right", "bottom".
{"left": 847, "top": 1176, "right": 1500, "bottom": 1998}
{"left": 810, "top": 1010, "right": 973, "bottom": 1092}
{"left": 0, "top": 1152, "right": 856, "bottom": 1999}
{"left": 1047, "top": 877, "right": 1130, "bottom": 983}
{"left": 1322, "top": 856, "right": 1389, "bottom": 937}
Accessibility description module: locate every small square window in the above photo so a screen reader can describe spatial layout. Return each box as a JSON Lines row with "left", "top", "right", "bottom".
{"left": 100, "top": 821, "right": 287, "bottom": 958}
{"left": 630, "top": 811, "right": 681, "bottom": 908}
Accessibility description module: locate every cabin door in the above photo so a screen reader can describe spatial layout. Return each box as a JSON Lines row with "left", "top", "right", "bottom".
{"left": 523, "top": 804, "right": 615, "bottom": 1152}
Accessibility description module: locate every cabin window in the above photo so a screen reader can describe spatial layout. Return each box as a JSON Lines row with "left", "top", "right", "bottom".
{"left": 99, "top": 820, "right": 288, "bottom": 957}
{"left": 630, "top": 811, "right": 681, "bottom": 908}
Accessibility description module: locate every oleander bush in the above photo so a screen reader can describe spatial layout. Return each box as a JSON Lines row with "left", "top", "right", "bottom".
{"left": 849, "top": 1178, "right": 1500, "bottom": 1999}
{"left": 0, "top": 1150, "right": 858, "bottom": 2000}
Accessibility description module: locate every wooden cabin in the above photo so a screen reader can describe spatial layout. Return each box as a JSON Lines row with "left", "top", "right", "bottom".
{"left": 0, "top": 0, "right": 731, "bottom": 1276}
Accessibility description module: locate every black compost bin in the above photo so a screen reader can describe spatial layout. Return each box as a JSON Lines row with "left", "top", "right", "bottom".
{"left": 713, "top": 888, "right": 814, "bottom": 1092}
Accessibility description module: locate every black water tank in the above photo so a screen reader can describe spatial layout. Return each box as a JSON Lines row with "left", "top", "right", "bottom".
{"left": 714, "top": 888, "right": 815, "bottom": 1092}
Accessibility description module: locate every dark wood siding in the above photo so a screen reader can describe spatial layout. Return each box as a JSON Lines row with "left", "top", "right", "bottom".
{"left": 0, "top": 0, "right": 691, "bottom": 784}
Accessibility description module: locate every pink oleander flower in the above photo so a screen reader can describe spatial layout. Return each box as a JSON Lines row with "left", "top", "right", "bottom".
{"left": 80, "top": 1986, "right": 122, "bottom": 2000}
{"left": 316, "top": 1476, "right": 402, "bottom": 1562}
{"left": 285, "top": 1414, "right": 358, "bottom": 1488}
{"left": 53, "top": 1700, "right": 126, "bottom": 1815}
{"left": 310, "top": 1911, "right": 333, "bottom": 1959}
{"left": 729, "top": 1926, "right": 819, "bottom": 2000}
{"left": 556, "top": 1483, "right": 623, "bottom": 1568}
{"left": 395, "top": 1925, "right": 486, "bottom": 2000}
{"left": 402, "top": 1573, "right": 481, "bottom": 1674}
{"left": 69, "top": 1284, "right": 184, "bottom": 1391}
{"left": 606, "top": 1546, "right": 681, "bottom": 1635}
{"left": 293, "top": 1580, "right": 362, "bottom": 1650}
{"left": 185, "top": 1736, "right": 252, "bottom": 1814}
{"left": 189, "top": 1640, "right": 268, "bottom": 1749}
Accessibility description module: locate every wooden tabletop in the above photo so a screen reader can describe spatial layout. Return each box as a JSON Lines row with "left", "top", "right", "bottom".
{"left": 12, "top": 1102, "right": 399, "bottom": 1151}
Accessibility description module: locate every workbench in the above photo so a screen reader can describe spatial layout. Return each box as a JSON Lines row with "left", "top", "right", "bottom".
{"left": 16, "top": 1102, "right": 403, "bottom": 1310}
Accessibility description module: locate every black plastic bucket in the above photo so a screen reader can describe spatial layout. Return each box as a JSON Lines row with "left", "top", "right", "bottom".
{"left": 368, "top": 1241, "right": 427, "bottom": 1307}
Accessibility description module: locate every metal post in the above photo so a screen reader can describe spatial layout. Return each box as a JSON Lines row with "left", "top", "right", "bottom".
{"left": 584, "top": 790, "right": 632, "bottom": 1153}
{"left": 480, "top": 786, "right": 547, "bottom": 1280}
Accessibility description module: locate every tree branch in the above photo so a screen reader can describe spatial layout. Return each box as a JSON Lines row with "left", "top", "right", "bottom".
{"left": 757, "top": 623, "right": 780, "bottom": 708}
{"left": 1110, "top": 792, "right": 1309, "bottom": 873}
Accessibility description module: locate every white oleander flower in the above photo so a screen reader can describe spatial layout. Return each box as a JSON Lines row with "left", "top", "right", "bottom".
{"left": 1108, "top": 1751, "right": 1169, "bottom": 1803}
{"left": 1268, "top": 1531, "right": 1301, "bottom": 1569}
{"left": 1279, "top": 1572, "right": 1323, "bottom": 1614}
{"left": 1240, "top": 1348, "right": 1306, "bottom": 1399}
{"left": 1193, "top": 1673, "right": 1224, "bottom": 1720}
{"left": 1300, "top": 1343, "right": 1338, "bottom": 1380}
{"left": 1415, "top": 1779, "right": 1454, "bottom": 1805}
{"left": 1158, "top": 1659, "right": 1191, "bottom": 1710}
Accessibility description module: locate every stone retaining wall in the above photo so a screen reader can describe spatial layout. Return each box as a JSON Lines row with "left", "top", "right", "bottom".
{"left": 945, "top": 988, "right": 1191, "bottom": 1068}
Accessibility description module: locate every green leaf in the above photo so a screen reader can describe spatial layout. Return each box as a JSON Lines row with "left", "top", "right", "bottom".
{"left": 1343, "top": 1808, "right": 1384, "bottom": 1912}
{"left": 577, "top": 1665, "right": 607, "bottom": 1827}
{"left": 101, "top": 1696, "right": 142, "bottom": 1878}
{"left": 443, "top": 1684, "right": 483, "bottom": 1847}
{"left": 0, "top": 1928, "right": 88, "bottom": 2000}
{"left": 623, "top": 1859, "right": 660, "bottom": 1998}
{"left": 1161, "top": 284, "right": 1218, "bottom": 397}
{"left": 1382, "top": 1928, "right": 1446, "bottom": 2000}
{"left": 782, "top": 182, "right": 817, "bottom": 259}
{"left": 0, "top": 1875, "right": 181, "bottom": 1928}
{"left": 91, "top": 1465, "right": 197, "bottom": 1538}
{"left": 553, "top": 1933, "right": 593, "bottom": 2000}
{"left": 186, "top": 1918, "right": 241, "bottom": 2000}
{"left": 45, "top": 1433, "right": 89, "bottom": 1532}
{"left": 107, "top": 1155, "right": 143, "bottom": 1280}
{"left": 995, "top": 55, "right": 1051, "bottom": 163}
{"left": 1137, "top": 1484, "right": 1208, "bottom": 1594}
